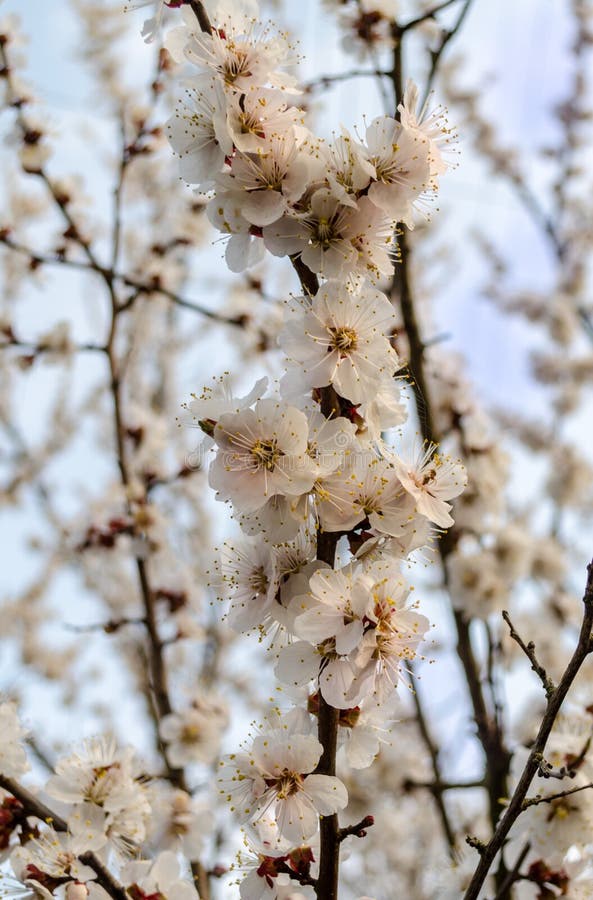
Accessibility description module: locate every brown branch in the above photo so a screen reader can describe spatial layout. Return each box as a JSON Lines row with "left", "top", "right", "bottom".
{"left": 404, "top": 778, "right": 485, "bottom": 792}
{"left": 0, "top": 234, "right": 247, "bottom": 327}
{"left": 305, "top": 67, "right": 389, "bottom": 92}
{"left": 522, "top": 780, "right": 593, "bottom": 810}
{"left": 463, "top": 558, "right": 593, "bottom": 900}
{"left": 64, "top": 616, "right": 147, "bottom": 634}
{"left": 284, "top": 255, "right": 341, "bottom": 900}
{"left": 502, "top": 610, "right": 556, "bottom": 698}
{"left": 188, "top": 0, "right": 213, "bottom": 34}
{"left": 1, "top": 39, "right": 212, "bottom": 900}
{"left": 0, "top": 776, "right": 129, "bottom": 900}
{"left": 0, "top": 336, "right": 105, "bottom": 355}
{"left": 409, "top": 663, "right": 457, "bottom": 853}
{"left": 338, "top": 815, "right": 375, "bottom": 842}
{"left": 421, "top": 0, "right": 476, "bottom": 107}
{"left": 399, "top": 0, "right": 462, "bottom": 33}
{"left": 493, "top": 842, "right": 531, "bottom": 900}
{"left": 389, "top": 25, "right": 512, "bottom": 887}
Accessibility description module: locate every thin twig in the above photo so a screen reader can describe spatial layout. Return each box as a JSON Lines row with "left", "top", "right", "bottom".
{"left": 409, "top": 663, "right": 457, "bottom": 853}
{"left": 305, "top": 67, "right": 389, "bottom": 92}
{"left": 421, "top": 0, "right": 476, "bottom": 108}
{"left": 493, "top": 842, "right": 531, "bottom": 900}
{"left": 338, "top": 815, "right": 375, "bottom": 842}
{"left": 463, "top": 559, "right": 593, "bottom": 900}
{"left": 0, "top": 234, "right": 248, "bottom": 327}
{"left": 502, "top": 610, "right": 556, "bottom": 698}
{"left": 400, "top": 0, "right": 461, "bottom": 33}
{"left": 522, "top": 780, "right": 593, "bottom": 810}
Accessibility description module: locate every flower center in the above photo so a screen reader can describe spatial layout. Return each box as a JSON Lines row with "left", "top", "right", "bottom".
{"left": 313, "top": 216, "right": 335, "bottom": 247}
{"left": 181, "top": 724, "right": 201, "bottom": 744}
{"left": 329, "top": 326, "right": 358, "bottom": 352}
{"left": 265, "top": 770, "right": 304, "bottom": 798}
{"left": 251, "top": 438, "right": 282, "bottom": 471}
{"left": 249, "top": 566, "right": 269, "bottom": 594}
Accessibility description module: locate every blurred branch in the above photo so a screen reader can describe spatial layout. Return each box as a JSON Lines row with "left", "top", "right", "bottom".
{"left": 421, "top": 0, "right": 476, "bottom": 107}
{"left": 305, "top": 67, "right": 389, "bottom": 92}
{"left": 399, "top": 0, "right": 462, "bottom": 33}
{"left": 0, "top": 234, "right": 248, "bottom": 327}
{"left": 409, "top": 663, "right": 457, "bottom": 853}
{"left": 493, "top": 842, "right": 531, "bottom": 900}
{"left": 522, "top": 780, "right": 593, "bottom": 809}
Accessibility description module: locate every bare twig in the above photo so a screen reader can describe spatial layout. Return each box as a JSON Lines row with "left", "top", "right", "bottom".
{"left": 463, "top": 559, "right": 593, "bottom": 900}
{"left": 305, "top": 67, "right": 389, "bottom": 92}
{"left": 493, "top": 842, "right": 531, "bottom": 900}
{"left": 502, "top": 610, "right": 556, "bottom": 698}
{"left": 0, "top": 234, "right": 248, "bottom": 327}
{"left": 522, "top": 780, "right": 593, "bottom": 809}
{"left": 421, "top": 0, "right": 476, "bottom": 107}
{"left": 409, "top": 664, "right": 457, "bottom": 853}
{"left": 338, "top": 815, "right": 375, "bottom": 842}
{"left": 399, "top": 0, "right": 462, "bottom": 33}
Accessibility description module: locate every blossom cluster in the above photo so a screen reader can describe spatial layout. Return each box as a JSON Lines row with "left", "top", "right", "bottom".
{"left": 165, "top": 0, "right": 452, "bottom": 278}
{"left": 166, "top": 0, "right": 465, "bottom": 894}
{"left": 0, "top": 719, "right": 203, "bottom": 899}
{"left": 0, "top": 0, "right": 466, "bottom": 898}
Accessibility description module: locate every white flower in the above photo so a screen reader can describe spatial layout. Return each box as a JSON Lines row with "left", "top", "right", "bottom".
{"left": 171, "top": 8, "right": 295, "bottom": 94}
{"left": 316, "top": 454, "right": 414, "bottom": 537}
{"left": 184, "top": 374, "right": 268, "bottom": 448}
{"left": 206, "top": 193, "right": 266, "bottom": 273}
{"left": 293, "top": 566, "right": 368, "bottom": 656}
{"left": 121, "top": 850, "right": 199, "bottom": 900}
{"left": 45, "top": 736, "right": 151, "bottom": 854}
{"left": 237, "top": 493, "right": 309, "bottom": 541}
{"left": 219, "top": 731, "right": 347, "bottom": 842}
{"left": 167, "top": 77, "right": 232, "bottom": 189}
{"left": 326, "top": 129, "right": 375, "bottom": 207}
{"left": 209, "top": 398, "right": 318, "bottom": 514}
{"left": 146, "top": 786, "right": 206, "bottom": 861}
{"left": 277, "top": 565, "right": 372, "bottom": 707}
{"left": 159, "top": 695, "right": 228, "bottom": 766}
{"left": 304, "top": 409, "right": 356, "bottom": 478}
{"left": 347, "top": 562, "right": 430, "bottom": 702}
{"left": 391, "top": 445, "right": 467, "bottom": 529}
{"left": 225, "top": 87, "right": 304, "bottom": 153}
{"left": 355, "top": 374, "right": 407, "bottom": 440}
{"left": 398, "top": 79, "right": 455, "bottom": 178}
{"left": 217, "top": 535, "right": 277, "bottom": 632}
{"left": 279, "top": 280, "right": 399, "bottom": 403}
{"left": 365, "top": 114, "right": 431, "bottom": 226}
{"left": 338, "top": 698, "right": 395, "bottom": 769}
{"left": 263, "top": 188, "right": 358, "bottom": 278}
{"left": 217, "top": 132, "right": 312, "bottom": 227}
{"left": 0, "top": 701, "right": 30, "bottom": 778}
{"left": 10, "top": 829, "right": 96, "bottom": 888}
{"left": 127, "top": 0, "right": 171, "bottom": 43}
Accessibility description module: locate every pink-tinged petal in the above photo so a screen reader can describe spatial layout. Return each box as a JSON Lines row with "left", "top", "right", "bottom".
{"left": 415, "top": 492, "right": 454, "bottom": 528}
{"left": 241, "top": 190, "right": 287, "bottom": 226}
{"left": 335, "top": 619, "right": 364, "bottom": 655}
{"left": 274, "top": 641, "right": 319, "bottom": 687}
{"left": 275, "top": 793, "right": 318, "bottom": 843}
{"left": 320, "top": 658, "right": 356, "bottom": 709}
{"left": 345, "top": 727, "right": 380, "bottom": 769}
{"left": 303, "top": 774, "right": 348, "bottom": 815}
